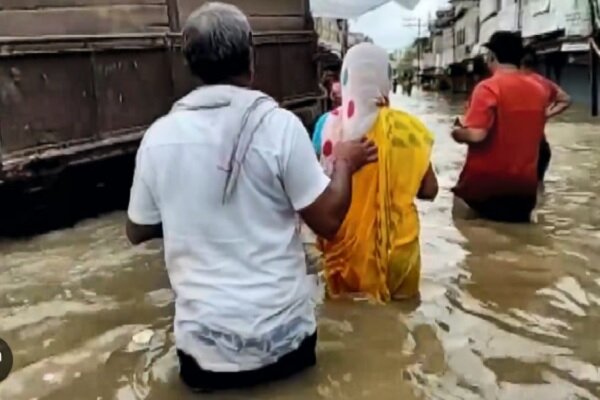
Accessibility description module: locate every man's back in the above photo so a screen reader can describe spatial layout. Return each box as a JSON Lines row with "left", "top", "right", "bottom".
{"left": 129, "top": 85, "right": 330, "bottom": 372}
{"left": 526, "top": 72, "right": 558, "bottom": 104}
{"left": 489, "top": 71, "right": 548, "bottom": 173}
{"left": 126, "top": 2, "right": 380, "bottom": 390}
{"left": 455, "top": 71, "right": 549, "bottom": 216}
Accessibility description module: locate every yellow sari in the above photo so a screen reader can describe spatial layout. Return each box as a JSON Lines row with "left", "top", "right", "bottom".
{"left": 320, "top": 108, "right": 434, "bottom": 302}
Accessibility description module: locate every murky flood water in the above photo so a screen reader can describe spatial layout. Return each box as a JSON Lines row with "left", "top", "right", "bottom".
{"left": 1, "top": 91, "right": 599, "bottom": 400}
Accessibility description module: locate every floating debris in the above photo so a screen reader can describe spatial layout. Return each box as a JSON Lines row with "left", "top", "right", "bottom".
{"left": 131, "top": 330, "right": 154, "bottom": 345}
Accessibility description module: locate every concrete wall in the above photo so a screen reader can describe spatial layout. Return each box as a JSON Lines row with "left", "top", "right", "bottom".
{"left": 442, "top": 27, "right": 454, "bottom": 67}
{"left": 422, "top": 52, "right": 435, "bottom": 69}
{"left": 315, "top": 17, "right": 342, "bottom": 51}
{"left": 432, "top": 33, "right": 444, "bottom": 69}
{"left": 454, "top": 5, "right": 480, "bottom": 63}
{"left": 0, "top": 0, "right": 170, "bottom": 36}
{"left": 559, "top": 62, "right": 600, "bottom": 110}
{"left": 537, "top": 55, "right": 600, "bottom": 110}
{"left": 479, "top": 0, "right": 518, "bottom": 45}
{"left": 521, "top": 0, "right": 592, "bottom": 38}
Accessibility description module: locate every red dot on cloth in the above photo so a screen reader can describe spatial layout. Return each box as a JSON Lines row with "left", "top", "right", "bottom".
{"left": 347, "top": 100, "right": 355, "bottom": 118}
{"left": 322, "top": 140, "right": 333, "bottom": 157}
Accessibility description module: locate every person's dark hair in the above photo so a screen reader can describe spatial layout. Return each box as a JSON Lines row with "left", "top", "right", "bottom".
{"left": 522, "top": 45, "right": 538, "bottom": 70}
{"left": 485, "top": 31, "right": 524, "bottom": 67}
{"left": 182, "top": 2, "right": 253, "bottom": 84}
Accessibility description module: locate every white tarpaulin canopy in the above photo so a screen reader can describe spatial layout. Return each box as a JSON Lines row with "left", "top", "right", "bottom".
{"left": 310, "top": 0, "right": 420, "bottom": 19}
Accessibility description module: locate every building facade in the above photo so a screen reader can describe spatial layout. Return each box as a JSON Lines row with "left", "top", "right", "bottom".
{"left": 314, "top": 17, "right": 343, "bottom": 53}
{"left": 348, "top": 32, "right": 374, "bottom": 47}
{"left": 417, "top": 0, "right": 599, "bottom": 114}
{"left": 314, "top": 16, "right": 374, "bottom": 59}
{"left": 418, "top": 8, "right": 454, "bottom": 89}
{"left": 520, "top": 0, "right": 595, "bottom": 108}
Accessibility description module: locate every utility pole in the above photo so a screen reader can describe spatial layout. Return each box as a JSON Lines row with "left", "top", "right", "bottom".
{"left": 516, "top": 0, "right": 523, "bottom": 31}
{"left": 165, "top": 0, "right": 181, "bottom": 32}
{"left": 418, "top": 18, "right": 422, "bottom": 72}
{"left": 591, "top": 40, "right": 599, "bottom": 117}
{"left": 337, "top": 19, "right": 349, "bottom": 56}
{"left": 403, "top": 17, "right": 426, "bottom": 74}
{"left": 589, "top": 0, "right": 599, "bottom": 116}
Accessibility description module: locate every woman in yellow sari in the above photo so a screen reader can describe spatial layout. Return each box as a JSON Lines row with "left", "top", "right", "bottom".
{"left": 317, "top": 43, "right": 438, "bottom": 302}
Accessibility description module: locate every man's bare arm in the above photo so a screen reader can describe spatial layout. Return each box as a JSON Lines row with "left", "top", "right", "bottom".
{"left": 300, "top": 139, "right": 377, "bottom": 240}
{"left": 300, "top": 160, "right": 353, "bottom": 240}
{"left": 452, "top": 82, "right": 496, "bottom": 145}
{"left": 546, "top": 87, "right": 571, "bottom": 119}
{"left": 126, "top": 220, "right": 163, "bottom": 245}
{"left": 451, "top": 116, "right": 488, "bottom": 144}
{"left": 417, "top": 163, "right": 439, "bottom": 201}
{"left": 451, "top": 126, "right": 487, "bottom": 144}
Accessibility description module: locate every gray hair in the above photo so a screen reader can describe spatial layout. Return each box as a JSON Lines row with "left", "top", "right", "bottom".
{"left": 182, "top": 2, "right": 253, "bottom": 84}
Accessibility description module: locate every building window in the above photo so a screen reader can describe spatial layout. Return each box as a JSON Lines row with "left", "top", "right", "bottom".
{"left": 456, "top": 28, "right": 466, "bottom": 46}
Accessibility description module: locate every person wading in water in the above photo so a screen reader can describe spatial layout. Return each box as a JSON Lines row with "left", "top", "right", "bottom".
{"left": 318, "top": 43, "right": 438, "bottom": 302}
{"left": 125, "top": 2, "right": 377, "bottom": 392}
{"left": 451, "top": 31, "right": 551, "bottom": 223}
{"left": 521, "top": 46, "right": 572, "bottom": 184}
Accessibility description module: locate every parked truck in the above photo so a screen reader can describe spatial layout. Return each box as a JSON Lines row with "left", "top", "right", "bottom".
{"left": 0, "top": 0, "right": 324, "bottom": 234}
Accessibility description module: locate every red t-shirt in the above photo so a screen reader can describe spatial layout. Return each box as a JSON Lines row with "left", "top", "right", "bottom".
{"left": 454, "top": 70, "right": 550, "bottom": 218}
{"left": 526, "top": 72, "right": 559, "bottom": 105}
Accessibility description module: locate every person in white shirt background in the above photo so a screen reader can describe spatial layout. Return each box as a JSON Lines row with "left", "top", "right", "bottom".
{"left": 126, "top": 1, "right": 377, "bottom": 392}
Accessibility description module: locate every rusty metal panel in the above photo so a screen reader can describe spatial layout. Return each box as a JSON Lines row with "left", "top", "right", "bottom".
{"left": 92, "top": 50, "right": 172, "bottom": 137}
{"left": 0, "top": 35, "right": 168, "bottom": 56}
{"left": 247, "top": 16, "right": 306, "bottom": 31}
{"left": 168, "top": 42, "right": 286, "bottom": 101}
{"left": 0, "top": 0, "right": 165, "bottom": 7}
{"left": 0, "top": 2, "right": 169, "bottom": 37}
{"left": 176, "top": 0, "right": 306, "bottom": 29}
{"left": 253, "top": 43, "right": 283, "bottom": 100}
{"left": 0, "top": 0, "right": 165, "bottom": 10}
{"left": 0, "top": 54, "right": 95, "bottom": 153}
{"left": 168, "top": 52, "right": 199, "bottom": 100}
{"left": 168, "top": 32, "right": 316, "bottom": 102}
{"left": 280, "top": 41, "right": 319, "bottom": 100}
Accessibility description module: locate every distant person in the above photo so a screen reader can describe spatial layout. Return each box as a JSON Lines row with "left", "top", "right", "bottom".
{"left": 319, "top": 43, "right": 438, "bottom": 302}
{"left": 312, "top": 80, "right": 342, "bottom": 155}
{"left": 125, "top": 2, "right": 376, "bottom": 392}
{"left": 321, "top": 70, "right": 340, "bottom": 111}
{"left": 402, "top": 72, "right": 413, "bottom": 96}
{"left": 521, "top": 46, "right": 572, "bottom": 183}
{"left": 451, "top": 31, "right": 549, "bottom": 222}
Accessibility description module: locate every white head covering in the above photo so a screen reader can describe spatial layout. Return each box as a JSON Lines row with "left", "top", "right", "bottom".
{"left": 340, "top": 43, "right": 393, "bottom": 140}
{"left": 320, "top": 43, "right": 392, "bottom": 172}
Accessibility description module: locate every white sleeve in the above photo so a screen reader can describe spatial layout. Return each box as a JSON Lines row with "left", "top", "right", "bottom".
{"left": 127, "top": 146, "right": 161, "bottom": 225}
{"left": 281, "top": 114, "right": 331, "bottom": 211}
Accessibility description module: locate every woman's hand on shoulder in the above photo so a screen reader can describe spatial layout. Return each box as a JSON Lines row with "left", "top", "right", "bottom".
{"left": 334, "top": 138, "right": 378, "bottom": 173}
{"left": 375, "top": 95, "right": 389, "bottom": 108}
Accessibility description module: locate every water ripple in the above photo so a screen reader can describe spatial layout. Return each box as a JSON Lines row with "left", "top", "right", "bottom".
{"left": 1, "top": 93, "right": 599, "bottom": 399}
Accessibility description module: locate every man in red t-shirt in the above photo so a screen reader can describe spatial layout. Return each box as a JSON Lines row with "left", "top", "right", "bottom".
{"left": 522, "top": 46, "right": 572, "bottom": 182}
{"left": 451, "top": 31, "right": 550, "bottom": 222}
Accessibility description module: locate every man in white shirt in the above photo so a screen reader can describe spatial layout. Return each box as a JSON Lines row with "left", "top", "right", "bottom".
{"left": 126, "top": 2, "right": 377, "bottom": 392}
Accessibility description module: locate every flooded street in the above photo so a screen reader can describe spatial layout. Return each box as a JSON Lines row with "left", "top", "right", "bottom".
{"left": 1, "top": 91, "right": 599, "bottom": 400}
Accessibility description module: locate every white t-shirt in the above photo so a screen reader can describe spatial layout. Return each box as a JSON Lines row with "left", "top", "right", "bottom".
{"left": 127, "top": 86, "right": 330, "bottom": 372}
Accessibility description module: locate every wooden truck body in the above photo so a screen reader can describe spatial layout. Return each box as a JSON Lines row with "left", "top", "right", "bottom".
{"left": 0, "top": 0, "right": 323, "bottom": 183}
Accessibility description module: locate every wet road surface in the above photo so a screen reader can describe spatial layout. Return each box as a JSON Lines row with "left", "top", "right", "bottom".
{"left": 1, "top": 91, "right": 600, "bottom": 399}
